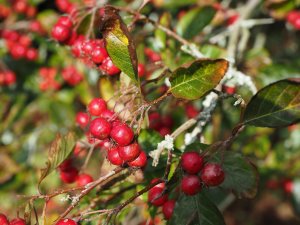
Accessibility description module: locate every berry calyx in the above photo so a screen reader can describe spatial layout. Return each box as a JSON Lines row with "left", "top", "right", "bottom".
{"left": 88, "top": 98, "right": 107, "bottom": 116}
{"left": 0, "top": 213, "right": 9, "bottom": 225}
{"left": 118, "top": 142, "right": 141, "bottom": 162}
{"left": 181, "top": 151, "right": 204, "bottom": 175}
{"left": 200, "top": 163, "right": 225, "bottom": 187}
{"left": 128, "top": 151, "right": 147, "bottom": 168}
{"left": 56, "top": 218, "right": 77, "bottom": 225}
{"left": 148, "top": 187, "right": 168, "bottom": 206}
{"left": 181, "top": 175, "right": 201, "bottom": 196}
{"left": 162, "top": 200, "right": 176, "bottom": 220}
{"left": 107, "top": 147, "right": 123, "bottom": 166}
{"left": 75, "top": 112, "right": 89, "bottom": 128}
{"left": 110, "top": 124, "right": 134, "bottom": 146}
{"left": 76, "top": 173, "right": 94, "bottom": 187}
{"left": 89, "top": 118, "right": 112, "bottom": 140}
{"left": 60, "top": 167, "right": 79, "bottom": 184}
{"left": 9, "top": 218, "right": 26, "bottom": 225}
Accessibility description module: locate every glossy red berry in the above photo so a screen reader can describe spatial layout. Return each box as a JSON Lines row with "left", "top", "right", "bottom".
{"left": 162, "top": 200, "right": 176, "bottom": 220}
{"left": 200, "top": 163, "right": 225, "bottom": 186}
{"left": 100, "top": 109, "right": 115, "bottom": 120}
{"left": 100, "top": 57, "right": 121, "bottom": 76}
{"left": 51, "top": 24, "right": 71, "bottom": 42}
{"left": 58, "top": 158, "right": 73, "bottom": 171}
{"left": 4, "top": 71, "right": 16, "bottom": 86}
{"left": 76, "top": 112, "right": 89, "bottom": 128}
{"left": 150, "top": 178, "right": 165, "bottom": 189}
{"left": 57, "top": 16, "right": 73, "bottom": 28}
{"left": 282, "top": 179, "right": 294, "bottom": 194}
{"left": 25, "top": 48, "right": 38, "bottom": 61}
{"left": 56, "top": 218, "right": 77, "bottom": 225}
{"left": 76, "top": 173, "right": 94, "bottom": 187}
{"left": 91, "top": 47, "right": 108, "bottom": 64}
{"left": 9, "top": 218, "right": 26, "bottom": 225}
{"left": 128, "top": 151, "right": 147, "bottom": 167}
{"left": 107, "top": 147, "right": 123, "bottom": 166}
{"left": 287, "top": 11, "right": 300, "bottom": 24}
{"left": 89, "top": 118, "right": 112, "bottom": 139}
{"left": 148, "top": 187, "right": 168, "bottom": 206}
{"left": 181, "top": 152, "right": 204, "bottom": 175}
{"left": 185, "top": 104, "right": 199, "bottom": 118}
{"left": 0, "top": 213, "right": 9, "bottom": 225}
{"left": 181, "top": 175, "right": 201, "bottom": 195}
{"left": 13, "top": 1, "right": 28, "bottom": 14}
{"left": 55, "top": 0, "right": 72, "bottom": 13}
{"left": 81, "top": 39, "right": 95, "bottom": 56}
{"left": 226, "top": 14, "right": 239, "bottom": 26}
{"left": 138, "top": 63, "right": 146, "bottom": 77}
{"left": 118, "top": 142, "right": 141, "bottom": 162}
{"left": 222, "top": 85, "right": 236, "bottom": 95}
{"left": 88, "top": 98, "right": 107, "bottom": 116}
{"left": 110, "top": 124, "right": 134, "bottom": 146}
{"left": 10, "top": 43, "right": 26, "bottom": 59}
{"left": 60, "top": 167, "right": 78, "bottom": 183}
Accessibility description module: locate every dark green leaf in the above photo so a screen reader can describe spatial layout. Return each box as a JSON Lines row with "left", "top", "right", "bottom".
{"left": 212, "top": 152, "right": 258, "bottom": 198}
{"left": 243, "top": 79, "right": 300, "bottom": 127}
{"left": 169, "top": 192, "right": 226, "bottom": 225}
{"left": 100, "top": 6, "right": 138, "bottom": 82}
{"left": 177, "top": 7, "right": 216, "bottom": 39}
{"left": 169, "top": 59, "right": 229, "bottom": 100}
{"left": 138, "top": 129, "right": 163, "bottom": 153}
{"left": 38, "top": 132, "right": 76, "bottom": 191}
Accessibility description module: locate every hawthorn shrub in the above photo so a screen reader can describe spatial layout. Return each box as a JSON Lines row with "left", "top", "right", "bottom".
{"left": 0, "top": 0, "right": 299, "bottom": 225}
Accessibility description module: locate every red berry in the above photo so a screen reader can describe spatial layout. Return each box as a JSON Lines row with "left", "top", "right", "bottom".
{"left": 185, "top": 104, "right": 199, "bottom": 118}
{"left": 226, "top": 14, "right": 239, "bottom": 26}
{"left": 56, "top": 218, "right": 77, "bottom": 225}
{"left": 26, "top": 5, "right": 36, "bottom": 17}
{"left": 100, "top": 109, "right": 115, "bottom": 121}
{"left": 55, "top": 0, "right": 72, "bottom": 13}
{"left": 100, "top": 57, "right": 121, "bottom": 76}
{"left": 110, "top": 124, "right": 134, "bottom": 146}
{"left": 71, "top": 36, "right": 85, "bottom": 57}
{"left": 58, "top": 158, "right": 73, "bottom": 171}
{"left": 65, "top": 30, "right": 77, "bottom": 46}
{"left": 76, "top": 112, "right": 89, "bottom": 128}
{"left": 287, "top": 11, "right": 300, "bottom": 24}
{"left": 25, "top": 48, "right": 38, "bottom": 61}
{"left": 150, "top": 178, "right": 165, "bottom": 189}
{"left": 200, "top": 163, "right": 225, "bottom": 187}
{"left": 76, "top": 173, "right": 94, "bottom": 187}
{"left": 89, "top": 118, "right": 112, "bottom": 139}
{"left": 294, "top": 17, "right": 300, "bottom": 29}
{"left": 10, "top": 43, "right": 26, "bottom": 59}
{"left": 138, "top": 63, "right": 146, "bottom": 77}
{"left": 162, "top": 200, "right": 176, "bottom": 220}
{"left": 88, "top": 98, "right": 107, "bottom": 116}
{"left": 283, "top": 179, "right": 294, "bottom": 194}
{"left": 222, "top": 85, "right": 236, "bottom": 94}
{"left": 9, "top": 218, "right": 26, "bottom": 225}
{"left": 13, "top": 0, "right": 28, "bottom": 14}
{"left": 149, "top": 112, "right": 162, "bottom": 130}
{"left": 148, "top": 187, "right": 168, "bottom": 206}
{"left": 98, "top": 138, "right": 112, "bottom": 150}
{"left": 144, "top": 48, "right": 161, "bottom": 62}
{"left": 107, "top": 147, "right": 123, "bottom": 166}
{"left": 4, "top": 71, "right": 16, "bottom": 86}
{"left": 118, "top": 142, "right": 141, "bottom": 162}
{"left": 181, "top": 152, "right": 204, "bottom": 175}
{"left": 181, "top": 175, "right": 201, "bottom": 195}
{"left": 128, "top": 151, "right": 147, "bottom": 167}
{"left": 91, "top": 47, "right": 108, "bottom": 64}
{"left": 158, "top": 127, "right": 171, "bottom": 136}
{"left": 81, "top": 39, "right": 95, "bottom": 56}
{"left": 57, "top": 16, "right": 73, "bottom": 28}
{"left": 29, "top": 21, "right": 44, "bottom": 34}
{"left": 19, "top": 35, "right": 31, "bottom": 47}
{"left": 0, "top": 214, "right": 9, "bottom": 225}
{"left": 51, "top": 24, "right": 71, "bottom": 42}
{"left": 60, "top": 167, "right": 79, "bottom": 183}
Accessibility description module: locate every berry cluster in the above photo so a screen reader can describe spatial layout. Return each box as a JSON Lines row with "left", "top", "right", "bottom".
{"left": 149, "top": 112, "right": 173, "bottom": 136}
{"left": 55, "top": 0, "right": 76, "bottom": 14}
{"left": 77, "top": 98, "right": 148, "bottom": 168}
{"left": 1, "top": 30, "right": 38, "bottom": 61}
{"left": 0, "top": 4, "right": 10, "bottom": 20}
{"left": 61, "top": 66, "right": 83, "bottom": 86}
{"left": 11, "top": 0, "right": 36, "bottom": 18}
{"left": 0, "top": 70, "right": 16, "bottom": 87}
{"left": 51, "top": 16, "right": 77, "bottom": 45}
{"left": 287, "top": 10, "right": 300, "bottom": 30}
{"left": 0, "top": 214, "right": 26, "bottom": 225}
{"left": 38, "top": 67, "right": 61, "bottom": 91}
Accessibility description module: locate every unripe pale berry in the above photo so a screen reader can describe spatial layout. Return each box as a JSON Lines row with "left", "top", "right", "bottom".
{"left": 162, "top": 200, "right": 176, "bottom": 220}
{"left": 75, "top": 112, "right": 89, "bottom": 128}
{"left": 110, "top": 124, "right": 134, "bottom": 146}
{"left": 56, "top": 218, "right": 77, "bottom": 225}
{"left": 88, "top": 98, "right": 107, "bottom": 116}
{"left": 118, "top": 142, "right": 140, "bottom": 162}
{"left": 181, "top": 152, "right": 204, "bottom": 175}
{"left": 9, "top": 218, "right": 26, "bottom": 225}
{"left": 60, "top": 167, "right": 78, "bottom": 184}
{"left": 0, "top": 213, "right": 9, "bottom": 225}
{"left": 128, "top": 150, "right": 147, "bottom": 167}
{"left": 181, "top": 175, "right": 201, "bottom": 195}
{"left": 107, "top": 147, "right": 123, "bottom": 166}
{"left": 200, "top": 163, "right": 225, "bottom": 187}
{"left": 76, "top": 173, "right": 94, "bottom": 187}
{"left": 89, "top": 118, "right": 112, "bottom": 139}
{"left": 148, "top": 187, "right": 168, "bottom": 206}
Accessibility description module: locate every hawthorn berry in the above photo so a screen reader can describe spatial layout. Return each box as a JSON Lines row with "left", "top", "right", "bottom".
{"left": 55, "top": 0, "right": 72, "bottom": 13}
{"left": 148, "top": 187, "right": 168, "bottom": 206}
{"left": 9, "top": 218, "right": 26, "bottom": 225}
{"left": 200, "top": 163, "right": 225, "bottom": 187}
{"left": 91, "top": 47, "right": 108, "bottom": 64}
{"left": 128, "top": 151, "right": 147, "bottom": 167}
{"left": 81, "top": 39, "right": 95, "bottom": 56}
{"left": 222, "top": 85, "right": 236, "bottom": 94}
{"left": 76, "top": 173, "right": 94, "bottom": 187}
{"left": 118, "top": 142, "right": 141, "bottom": 162}
{"left": 58, "top": 158, "right": 73, "bottom": 171}
{"left": 88, "top": 98, "right": 107, "bottom": 116}
{"left": 282, "top": 179, "right": 294, "bottom": 194}
{"left": 4, "top": 71, "right": 16, "bottom": 86}
{"left": 25, "top": 48, "right": 38, "bottom": 61}
{"left": 10, "top": 43, "right": 26, "bottom": 59}
{"left": 162, "top": 200, "right": 176, "bottom": 220}
{"left": 51, "top": 24, "right": 71, "bottom": 42}
{"left": 56, "top": 218, "right": 77, "bottom": 225}
{"left": 181, "top": 151, "right": 204, "bottom": 175}
{"left": 89, "top": 118, "right": 112, "bottom": 139}
{"left": 181, "top": 175, "right": 201, "bottom": 196}
{"left": 287, "top": 11, "right": 300, "bottom": 24}
{"left": 107, "top": 147, "right": 123, "bottom": 166}
{"left": 138, "top": 63, "right": 146, "bottom": 77}
{"left": 100, "top": 57, "right": 121, "bottom": 76}
{"left": 0, "top": 213, "right": 9, "bottom": 225}
{"left": 60, "top": 167, "right": 79, "bottom": 183}
{"left": 185, "top": 104, "right": 199, "bottom": 118}
{"left": 150, "top": 178, "right": 165, "bottom": 189}
{"left": 76, "top": 112, "right": 89, "bottom": 128}
{"left": 110, "top": 124, "right": 134, "bottom": 146}
{"left": 57, "top": 16, "right": 73, "bottom": 28}
{"left": 100, "top": 109, "right": 115, "bottom": 120}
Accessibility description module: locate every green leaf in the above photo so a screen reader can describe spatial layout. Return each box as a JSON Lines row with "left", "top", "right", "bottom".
{"left": 243, "top": 79, "right": 300, "bottom": 127}
{"left": 212, "top": 152, "right": 258, "bottom": 198}
{"left": 169, "top": 59, "right": 229, "bottom": 100}
{"left": 169, "top": 192, "right": 226, "bottom": 225}
{"left": 176, "top": 7, "right": 216, "bottom": 39}
{"left": 101, "top": 6, "right": 138, "bottom": 82}
{"left": 138, "top": 129, "right": 163, "bottom": 153}
{"left": 38, "top": 132, "right": 76, "bottom": 191}
{"left": 155, "top": 12, "right": 171, "bottom": 50}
